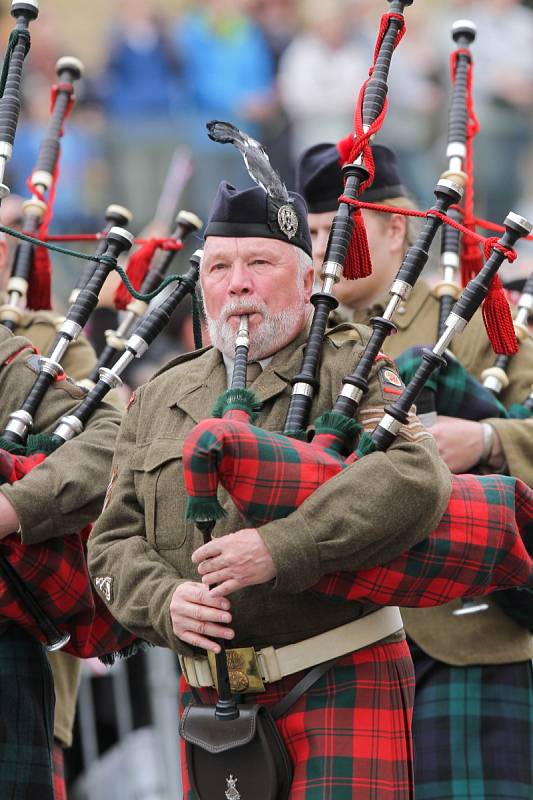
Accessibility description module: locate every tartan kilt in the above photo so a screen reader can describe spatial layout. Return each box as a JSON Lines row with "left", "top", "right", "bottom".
{"left": 0, "top": 625, "right": 55, "bottom": 800}
{"left": 409, "top": 642, "right": 533, "bottom": 799}
{"left": 52, "top": 741, "right": 66, "bottom": 800}
{"left": 180, "top": 640, "right": 415, "bottom": 800}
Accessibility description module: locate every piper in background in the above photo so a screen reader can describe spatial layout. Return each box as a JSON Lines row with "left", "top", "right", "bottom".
{"left": 296, "top": 139, "right": 533, "bottom": 800}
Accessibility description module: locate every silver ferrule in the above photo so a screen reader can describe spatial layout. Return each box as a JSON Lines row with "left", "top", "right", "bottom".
{"left": 435, "top": 313, "right": 467, "bottom": 354}
{"left": 54, "top": 415, "right": 84, "bottom": 441}
{"left": 5, "top": 409, "right": 33, "bottom": 438}
{"left": 97, "top": 367, "right": 123, "bottom": 389}
{"left": 126, "top": 334, "right": 148, "bottom": 359}
{"left": 116, "top": 311, "right": 137, "bottom": 337}
{"left": 518, "top": 293, "right": 533, "bottom": 315}
{"left": 515, "top": 306, "right": 530, "bottom": 329}
{"left": 47, "top": 338, "right": 70, "bottom": 366}
{"left": 337, "top": 383, "right": 364, "bottom": 404}
{"left": 383, "top": 294, "right": 402, "bottom": 321}
{"left": 0, "top": 142, "right": 12, "bottom": 159}
{"left": 441, "top": 251, "right": 460, "bottom": 271}
{"left": 106, "top": 350, "right": 134, "bottom": 376}
{"left": 292, "top": 382, "right": 314, "bottom": 398}
{"left": 57, "top": 319, "right": 82, "bottom": 341}
{"left": 321, "top": 261, "right": 343, "bottom": 284}
{"left": 38, "top": 356, "right": 63, "bottom": 378}
{"left": 483, "top": 374, "right": 504, "bottom": 394}
{"left": 390, "top": 279, "right": 412, "bottom": 301}
{"left": 235, "top": 315, "right": 249, "bottom": 349}
{"left": 446, "top": 142, "right": 466, "bottom": 161}
{"left": 443, "top": 266, "right": 458, "bottom": 284}
{"left": 506, "top": 211, "right": 533, "bottom": 236}
{"left": 453, "top": 600, "right": 489, "bottom": 616}
{"left": 377, "top": 414, "right": 402, "bottom": 435}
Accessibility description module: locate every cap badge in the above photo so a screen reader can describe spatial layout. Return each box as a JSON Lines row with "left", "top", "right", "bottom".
{"left": 277, "top": 204, "right": 299, "bottom": 240}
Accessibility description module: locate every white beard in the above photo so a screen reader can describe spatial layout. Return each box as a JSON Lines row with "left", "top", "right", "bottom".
{"left": 205, "top": 297, "right": 306, "bottom": 361}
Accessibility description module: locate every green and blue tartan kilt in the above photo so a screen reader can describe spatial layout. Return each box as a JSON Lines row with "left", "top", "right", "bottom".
{"left": 180, "top": 640, "right": 415, "bottom": 800}
{"left": 0, "top": 625, "right": 55, "bottom": 799}
{"left": 410, "top": 641, "right": 533, "bottom": 800}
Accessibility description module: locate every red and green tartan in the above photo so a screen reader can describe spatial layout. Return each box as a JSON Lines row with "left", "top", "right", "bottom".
{"left": 183, "top": 418, "right": 533, "bottom": 605}
{"left": 52, "top": 741, "right": 66, "bottom": 800}
{"left": 0, "top": 447, "right": 139, "bottom": 660}
{"left": 180, "top": 640, "right": 415, "bottom": 800}
{"left": 314, "top": 473, "right": 533, "bottom": 606}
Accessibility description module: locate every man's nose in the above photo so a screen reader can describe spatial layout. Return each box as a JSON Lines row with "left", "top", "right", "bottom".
{"left": 228, "top": 261, "right": 253, "bottom": 295}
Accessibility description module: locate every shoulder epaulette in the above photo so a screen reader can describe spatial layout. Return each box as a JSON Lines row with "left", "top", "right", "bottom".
{"left": 149, "top": 345, "right": 213, "bottom": 382}
{"left": 326, "top": 322, "right": 368, "bottom": 348}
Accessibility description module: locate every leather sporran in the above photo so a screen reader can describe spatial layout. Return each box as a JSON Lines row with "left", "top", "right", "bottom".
{"left": 179, "top": 701, "right": 292, "bottom": 800}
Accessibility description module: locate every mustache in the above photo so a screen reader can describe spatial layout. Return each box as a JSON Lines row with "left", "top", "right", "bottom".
{"left": 219, "top": 299, "right": 268, "bottom": 323}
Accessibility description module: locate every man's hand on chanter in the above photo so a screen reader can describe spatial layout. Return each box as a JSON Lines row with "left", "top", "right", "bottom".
{"left": 169, "top": 581, "right": 235, "bottom": 654}
{"left": 192, "top": 528, "right": 276, "bottom": 597}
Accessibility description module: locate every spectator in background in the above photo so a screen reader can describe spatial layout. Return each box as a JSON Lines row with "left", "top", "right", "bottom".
{"left": 278, "top": 0, "right": 368, "bottom": 157}
{"left": 96, "top": 0, "right": 184, "bottom": 226}
{"left": 172, "top": 0, "right": 276, "bottom": 221}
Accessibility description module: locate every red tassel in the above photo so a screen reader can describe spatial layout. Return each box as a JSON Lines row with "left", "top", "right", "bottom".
{"left": 481, "top": 274, "right": 518, "bottom": 355}
{"left": 460, "top": 233, "right": 483, "bottom": 286}
{"left": 336, "top": 132, "right": 354, "bottom": 165}
{"left": 344, "top": 210, "right": 372, "bottom": 280}
{"left": 113, "top": 239, "right": 159, "bottom": 311}
{"left": 27, "top": 246, "right": 52, "bottom": 310}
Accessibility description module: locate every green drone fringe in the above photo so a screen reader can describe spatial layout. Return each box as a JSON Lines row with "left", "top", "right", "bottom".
{"left": 314, "top": 412, "right": 362, "bottom": 451}
{"left": 355, "top": 431, "right": 377, "bottom": 458}
{"left": 186, "top": 495, "right": 227, "bottom": 523}
{"left": 211, "top": 388, "right": 262, "bottom": 421}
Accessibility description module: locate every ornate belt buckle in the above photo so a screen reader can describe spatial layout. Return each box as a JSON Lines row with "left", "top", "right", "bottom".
{"left": 208, "top": 647, "right": 265, "bottom": 694}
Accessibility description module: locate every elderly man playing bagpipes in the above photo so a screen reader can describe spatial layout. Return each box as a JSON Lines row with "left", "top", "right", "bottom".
{"left": 87, "top": 108, "right": 533, "bottom": 799}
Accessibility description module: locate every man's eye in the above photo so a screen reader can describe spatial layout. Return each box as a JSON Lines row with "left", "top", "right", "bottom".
{"left": 250, "top": 259, "right": 269, "bottom": 266}
{"left": 210, "top": 263, "right": 227, "bottom": 272}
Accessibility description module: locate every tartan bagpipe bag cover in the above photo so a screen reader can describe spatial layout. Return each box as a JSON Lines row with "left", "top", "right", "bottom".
{"left": 0, "top": 446, "right": 138, "bottom": 659}
{"left": 183, "top": 412, "right": 533, "bottom": 607}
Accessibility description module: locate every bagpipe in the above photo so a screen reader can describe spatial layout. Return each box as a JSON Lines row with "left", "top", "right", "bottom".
{"left": 0, "top": 15, "right": 206, "bottom": 657}
{"left": 181, "top": 4, "right": 533, "bottom": 631}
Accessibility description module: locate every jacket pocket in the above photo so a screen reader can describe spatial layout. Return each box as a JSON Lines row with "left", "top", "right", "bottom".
{"left": 131, "top": 438, "right": 190, "bottom": 551}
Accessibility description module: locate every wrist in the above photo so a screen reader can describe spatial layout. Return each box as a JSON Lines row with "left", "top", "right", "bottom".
{"left": 478, "top": 422, "right": 506, "bottom": 472}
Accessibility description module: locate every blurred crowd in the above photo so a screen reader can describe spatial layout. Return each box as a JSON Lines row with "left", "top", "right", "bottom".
{"left": 0, "top": 0, "right": 532, "bottom": 382}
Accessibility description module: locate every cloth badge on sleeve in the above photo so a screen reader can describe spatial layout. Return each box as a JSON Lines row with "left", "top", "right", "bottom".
{"left": 95, "top": 576, "right": 113, "bottom": 603}
{"left": 379, "top": 367, "right": 404, "bottom": 397}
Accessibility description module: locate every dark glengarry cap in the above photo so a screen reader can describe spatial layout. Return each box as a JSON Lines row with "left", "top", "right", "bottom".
{"left": 204, "top": 181, "right": 312, "bottom": 257}
{"left": 296, "top": 142, "right": 406, "bottom": 213}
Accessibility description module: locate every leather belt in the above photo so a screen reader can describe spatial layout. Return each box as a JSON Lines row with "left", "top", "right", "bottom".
{"left": 179, "top": 606, "right": 403, "bottom": 693}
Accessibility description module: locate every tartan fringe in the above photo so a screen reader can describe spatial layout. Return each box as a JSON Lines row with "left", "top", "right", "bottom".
{"left": 186, "top": 495, "right": 227, "bottom": 523}
{"left": 211, "top": 388, "right": 261, "bottom": 420}
{"left": 356, "top": 431, "right": 377, "bottom": 457}
{"left": 314, "top": 411, "right": 362, "bottom": 451}
{"left": 99, "top": 638, "right": 152, "bottom": 666}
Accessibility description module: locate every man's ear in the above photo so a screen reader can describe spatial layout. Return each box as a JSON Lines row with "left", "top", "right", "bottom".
{"left": 303, "top": 265, "right": 314, "bottom": 302}
{"left": 389, "top": 213, "right": 407, "bottom": 253}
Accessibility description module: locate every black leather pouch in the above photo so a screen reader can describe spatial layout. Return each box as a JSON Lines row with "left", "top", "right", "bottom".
{"left": 179, "top": 701, "right": 292, "bottom": 800}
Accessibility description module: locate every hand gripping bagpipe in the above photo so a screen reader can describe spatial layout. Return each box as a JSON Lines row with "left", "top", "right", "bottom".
{"left": 0, "top": 235, "right": 204, "bottom": 659}
{"left": 0, "top": 55, "right": 84, "bottom": 328}
{"left": 181, "top": 5, "right": 533, "bottom": 622}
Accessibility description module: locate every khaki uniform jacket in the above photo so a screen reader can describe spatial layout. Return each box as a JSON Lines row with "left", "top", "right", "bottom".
{"left": 348, "top": 280, "right": 533, "bottom": 666}
{"left": 88, "top": 324, "right": 451, "bottom": 658}
{"left": 0, "top": 318, "right": 120, "bottom": 747}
